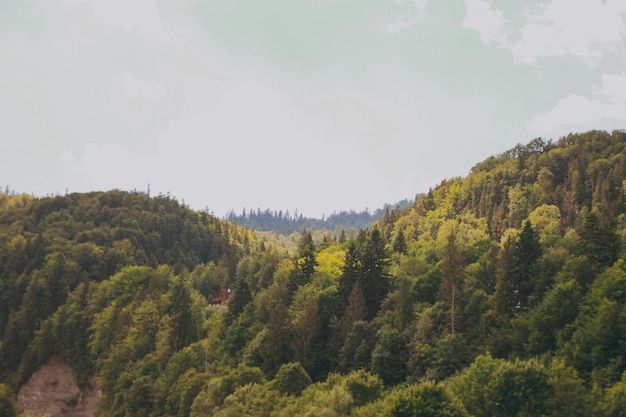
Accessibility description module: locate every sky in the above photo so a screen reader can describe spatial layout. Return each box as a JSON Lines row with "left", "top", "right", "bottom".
{"left": 1, "top": 0, "right": 626, "bottom": 218}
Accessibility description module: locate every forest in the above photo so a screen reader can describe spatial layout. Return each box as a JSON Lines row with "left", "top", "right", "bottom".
{"left": 225, "top": 200, "right": 411, "bottom": 237}
{"left": 2, "top": 129, "right": 626, "bottom": 416}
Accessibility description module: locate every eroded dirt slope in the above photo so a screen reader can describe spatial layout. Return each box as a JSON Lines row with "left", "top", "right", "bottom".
{"left": 17, "top": 357, "right": 99, "bottom": 417}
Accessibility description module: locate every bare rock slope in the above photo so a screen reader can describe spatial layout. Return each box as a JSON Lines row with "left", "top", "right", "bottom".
{"left": 17, "top": 357, "right": 99, "bottom": 417}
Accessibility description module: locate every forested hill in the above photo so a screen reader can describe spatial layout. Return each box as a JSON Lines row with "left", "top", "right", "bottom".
{"left": 226, "top": 200, "right": 412, "bottom": 236}
{"left": 2, "top": 130, "right": 626, "bottom": 417}
{"left": 0, "top": 191, "right": 259, "bottom": 386}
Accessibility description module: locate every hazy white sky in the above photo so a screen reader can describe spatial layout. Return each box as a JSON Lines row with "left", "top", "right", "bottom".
{"left": 1, "top": 0, "right": 625, "bottom": 217}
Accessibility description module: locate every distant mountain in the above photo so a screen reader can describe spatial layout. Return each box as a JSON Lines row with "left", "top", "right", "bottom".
{"left": 225, "top": 199, "right": 413, "bottom": 236}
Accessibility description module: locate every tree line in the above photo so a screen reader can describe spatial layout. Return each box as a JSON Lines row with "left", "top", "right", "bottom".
{"left": 1, "top": 130, "right": 626, "bottom": 416}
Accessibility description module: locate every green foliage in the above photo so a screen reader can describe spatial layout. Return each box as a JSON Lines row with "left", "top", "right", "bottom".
{"left": 344, "top": 369, "right": 384, "bottom": 407}
{"left": 450, "top": 355, "right": 552, "bottom": 417}
{"left": 271, "top": 362, "right": 312, "bottom": 396}
{"left": 370, "top": 325, "right": 408, "bottom": 385}
{"left": 391, "top": 381, "right": 466, "bottom": 417}
{"left": 0, "top": 383, "right": 17, "bottom": 417}
{"left": 5, "top": 131, "right": 626, "bottom": 416}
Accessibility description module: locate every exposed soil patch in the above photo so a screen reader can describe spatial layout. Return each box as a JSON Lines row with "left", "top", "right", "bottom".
{"left": 17, "top": 357, "right": 100, "bottom": 417}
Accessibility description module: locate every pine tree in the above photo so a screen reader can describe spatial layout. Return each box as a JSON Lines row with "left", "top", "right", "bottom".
{"left": 494, "top": 237, "right": 517, "bottom": 316}
{"left": 337, "top": 242, "right": 361, "bottom": 315}
{"left": 360, "top": 228, "right": 390, "bottom": 321}
{"left": 439, "top": 231, "right": 464, "bottom": 334}
{"left": 393, "top": 228, "right": 408, "bottom": 255}
{"left": 516, "top": 220, "right": 542, "bottom": 307}
{"left": 289, "top": 230, "right": 317, "bottom": 295}
{"left": 228, "top": 278, "right": 252, "bottom": 320}
{"left": 296, "top": 230, "right": 316, "bottom": 282}
{"left": 580, "top": 211, "right": 619, "bottom": 271}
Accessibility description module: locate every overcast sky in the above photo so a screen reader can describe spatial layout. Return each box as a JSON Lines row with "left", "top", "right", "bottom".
{"left": 1, "top": 0, "right": 625, "bottom": 218}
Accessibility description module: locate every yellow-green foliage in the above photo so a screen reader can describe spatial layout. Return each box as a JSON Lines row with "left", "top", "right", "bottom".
{"left": 4, "top": 131, "right": 626, "bottom": 417}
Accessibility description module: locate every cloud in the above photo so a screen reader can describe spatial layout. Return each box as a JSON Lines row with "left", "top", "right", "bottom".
{"left": 462, "top": 0, "right": 508, "bottom": 45}
{"left": 600, "top": 72, "right": 626, "bottom": 103}
{"left": 461, "top": 0, "right": 626, "bottom": 66}
{"left": 530, "top": 72, "right": 626, "bottom": 134}
{"left": 511, "top": 0, "right": 626, "bottom": 65}
{"left": 63, "top": 0, "right": 181, "bottom": 45}
{"left": 386, "top": 0, "right": 429, "bottom": 34}
{"left": 120, "top": 73, "right": 165, "bottom": 101}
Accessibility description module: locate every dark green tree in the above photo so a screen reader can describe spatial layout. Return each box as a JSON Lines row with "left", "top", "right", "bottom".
{"left": 438, "top": 231, "right": 464, "bottom": 334}
{"left": 289, "top": 230, "right": 317, "bottom": 295}
{"left": 271, "top": 362, "right": 312, "bottom": 396}
{"left": 360, "top": 228, "right": 390, "bottom": 320}
{"left": 370, "top": 325, "right": 408, "bottom": 385}
{"left": 516, "top": 220, "right": 542, "bottom": 307}
{"left": 337, "top": 242, "right": 361, "bottom": 315}
{"left": 494, "top": 237, "right": 517, "bottom": 316}
{"left": 168, "top": 278, "right": 196, "bottom": 352}
{"left": 262, "top": 303, "right": 294, "bottom": 376}
{"left": 228, "top": 278, "right": 252, "bottom": 320}
{"left": 391, "top": 381, "right": 465, "bottom": 417}
{"left": 393, "top": 229, "right": 408, "bottom": 255}
{"left": 580, "top": 211, "right": 619, "bottom": 271}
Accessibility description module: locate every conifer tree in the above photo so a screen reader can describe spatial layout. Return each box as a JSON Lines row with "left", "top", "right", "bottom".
{"left": 337, "top": 242, "right": 361, "bottom": 315}
{"left": 289, "top": 230, "right": 317, "bottom": 295}
{"left": 360, "top": 228, "right": 390, "bottom": 321}
{"left": 393, "top": 228, "right": 408, "bottom": 255}
{"left": 439, "top": 231, "right": 464, "bottom": 334}
{"left": 580, "top": 211, "right": 619, "bottom": 271}
{"left": 516, "top": 220, "right": 542, "bottom": 307}
{"left": 228, "top": 278, "right": 252, "bottom": 321}
{"left": 494, "top": 237, "right": 517, "bottom": 316}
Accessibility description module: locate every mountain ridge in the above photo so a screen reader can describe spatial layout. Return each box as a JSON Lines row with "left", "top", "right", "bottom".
{"left": 2, "top": 129, "right": 626, "bottom": 416}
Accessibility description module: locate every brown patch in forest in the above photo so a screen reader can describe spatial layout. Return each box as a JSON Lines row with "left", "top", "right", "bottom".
{"left": 17, "top": 356, "right": 100, "bottom": 417}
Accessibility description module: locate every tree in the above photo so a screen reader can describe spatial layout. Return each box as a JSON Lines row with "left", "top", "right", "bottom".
{"left": 271, "top": 362, "right": 312, "bottom": 396}
{"left": 168, "top": 278, "right": 196, "bottom": 351}
{"left": 391, "top": 381, "right": 466, "bottom": 417}
{"left": 450, "top": 355, "right": 552, "bottom": 417}
{"left": 370, "top": 325, "right": 408, "bottom": 385}
{"left": 262, "top": 303, "right": 294, "bottom": 376}
{"left": 580, "top": 211, "right": 619, "bottom": 271}
{"left": 0, "top": 383, "right": 17, "bottom": 417}
{"left": 290, "top": 230, "right": 317, "bottom": 294}
{"left": 438, "top": 231, "right": 464, "bottom": 334}
{"left": 516, "top": 220, "right": 542, "bottom": 307}
{"left": 337, "top": 242, "right": 361, "bottom": 315}
{"left": 293, "top": 295, "right": 320, "bottom": 370}
{"left": 360, "top": 228, "right": 390, "bottom": 320}
{"left": 494, "top": 221, "right": 541, "bottom": 315}
{"left": 393, "top": 229, "right": 408, "bottom": 255}
{"left": 494, "top": 236, "right": 516, "bottom": 315}
{"left": 227, "top": 278, "right": 252, "bottom": 320}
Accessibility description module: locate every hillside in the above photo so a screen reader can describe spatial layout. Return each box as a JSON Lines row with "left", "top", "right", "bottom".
{"left": 2, "top": 130, "right": 626, "bottom": 416}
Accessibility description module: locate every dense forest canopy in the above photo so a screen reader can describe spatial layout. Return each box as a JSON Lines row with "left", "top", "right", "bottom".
{"left": 2, "top": 129, "right": 626, "bottom": 416}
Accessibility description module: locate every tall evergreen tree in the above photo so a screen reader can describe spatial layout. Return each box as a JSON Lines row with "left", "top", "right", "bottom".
{"left": 494, "top": 221, "right": 542, "bottom": 315}
{"left": 360, "top": 228, "right": 390, "bottom": 321}
{"left": 337, "top": 242, "right": 361, "bottom": 315}
{"left": 296, "top": 230, "right": 316, "bottom": 283}
{"left": 438, "top": 231, "right": 464, "bottom": 334}
{"left": 494, "top": 237, "right": 517, "bottom": 316}
{"left": 289, "top": 230, "right": 317, "bottom": 296}
{"left": 228, "top": 278, "right": 252, "bottom": 321}
{"left": 393, "top": 228, "right": 408, "bottom": 255}
{"left": 516, "top": 220, "right": 542, "bottom": 307}
{"left": 580, "top": 211, "right": 619, "bottom": 271}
